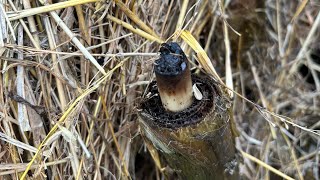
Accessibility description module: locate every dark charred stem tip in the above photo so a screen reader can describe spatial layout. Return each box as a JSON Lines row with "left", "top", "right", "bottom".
{"left": 154, "top": 42, "right": 188, "bottom": 77}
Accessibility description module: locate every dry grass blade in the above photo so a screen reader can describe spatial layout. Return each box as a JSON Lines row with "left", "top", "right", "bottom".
{"left": 0, "top": 4, "right": 15, "bottom": 41}
{"left": 7, "top": 0, "right": 99, "bottom": 21}
{"left": 219, "top": 0, "right": 235, "bottom": 98}
{"left": 0, "top": 158, "right": 69, "bottom": 176}
{"left": 16, "top": 24, "right": 31, "bottom": 131}
{"left": 291, "top": 0, "right": 309, "bottom": 22}
{"left": 0, "top": 3, "right": 7, "bottom": 55}
{"left": 114, "top": 0, "right": 160, "bottom": 39}
{"left": 223, "top": 19, "right": 233, "bottom": 97}
{"left": 0, "top": 132, "right": 50, "bottom": 157}
{"left": 20, "top": 61, "right": 124, "bottom": 179}
{"left": 107, "top": 15, "right": 164, "bottom": 43}
{"left": 49, "top": 11, "right": 106, "bottom": 75}
{"left": 179, "top": 30, "right": 223, "bottom": 84}
{"left": 102, "top": 99, "right": 130, "bottom": 178}
{"left": 240, "top": 150, "right": 295, "bottom": 180}
{"left": 175, "top": 0, "right": 189, "bottom": 31}
{"left": 290, "top": 10, "right": 320, "bottom": 73}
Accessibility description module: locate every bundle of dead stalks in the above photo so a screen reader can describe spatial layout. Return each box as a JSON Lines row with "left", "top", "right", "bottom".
{"left": 0, "top": 0, "right": 319, "bottom": 179}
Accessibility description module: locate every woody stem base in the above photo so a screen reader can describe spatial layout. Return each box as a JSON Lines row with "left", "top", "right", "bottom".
{"left": 139, "top": 75, "right": 239, "bottom": 180}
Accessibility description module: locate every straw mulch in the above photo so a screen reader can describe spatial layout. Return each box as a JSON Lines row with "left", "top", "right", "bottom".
{"left": 0, "top": 0, "right": 319, "bottom": 179}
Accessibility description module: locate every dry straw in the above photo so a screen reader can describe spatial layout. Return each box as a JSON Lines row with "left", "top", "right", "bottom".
{"left": 1, "top": 0, "right": 319, "bottom": 179}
